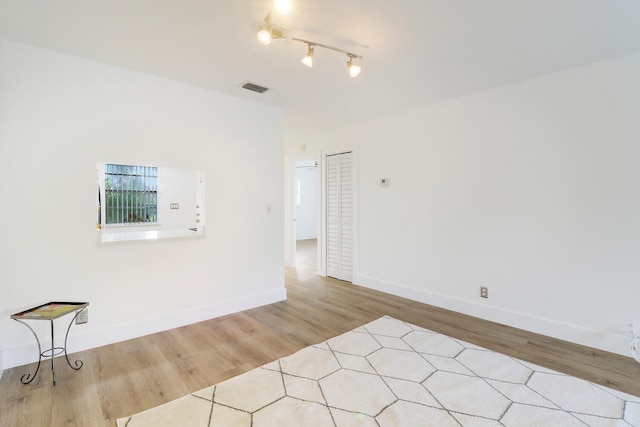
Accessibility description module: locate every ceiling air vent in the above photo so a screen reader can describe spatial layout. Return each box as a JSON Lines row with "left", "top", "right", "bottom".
{"left": 241, "top": 81, "right": 270, "bottom": 94}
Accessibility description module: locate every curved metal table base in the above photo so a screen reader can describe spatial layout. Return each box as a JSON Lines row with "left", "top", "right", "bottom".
{"left": 13, "top": 308, "right": 86, "bottom": 386}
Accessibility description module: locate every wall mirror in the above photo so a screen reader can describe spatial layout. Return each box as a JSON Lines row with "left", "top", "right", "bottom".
{"left": 96, "top": 163, "right": 206, "bottom": 244}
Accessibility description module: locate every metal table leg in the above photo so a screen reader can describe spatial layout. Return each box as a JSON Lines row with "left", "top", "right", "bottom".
{"left": 64, "top": 309, "right": 85, "bottom": 371}
{"left": 11, "top": 318, "right": 42, "bottom": 385}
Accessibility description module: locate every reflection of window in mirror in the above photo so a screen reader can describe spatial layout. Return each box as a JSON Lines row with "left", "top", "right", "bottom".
{"left": 104, "top": 164, "right": 158, "bottom": 225}
{"left": 96, "top": 163, "right": 205, "bottom": 244}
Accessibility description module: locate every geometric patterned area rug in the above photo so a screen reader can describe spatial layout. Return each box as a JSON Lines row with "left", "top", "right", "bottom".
{"left": 117, "top": 316, "right": 640, "bottom": 426}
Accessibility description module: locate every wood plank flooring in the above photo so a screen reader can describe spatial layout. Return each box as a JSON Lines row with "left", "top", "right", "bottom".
{"left": 1, "top": 239, "right": 639, "bottom": 426}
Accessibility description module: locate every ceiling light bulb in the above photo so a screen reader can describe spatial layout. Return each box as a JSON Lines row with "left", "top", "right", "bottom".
{"left": 349, "top": 64, "right": 361, "bottom": 77}
{"left": 301, "top": 46, "right": 314, "bottom": 68}
{"left": 347, "top": 58, "right": 361, "bottom": 78}
{"left": 257, "top": 28, "right": 272, "bottom": 45}
{"left": 274, "top": 0, "right": 292, "bottom": 15}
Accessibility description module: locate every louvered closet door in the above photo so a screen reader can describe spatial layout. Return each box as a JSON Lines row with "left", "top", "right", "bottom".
{"left": 326, "top": 152, "right": 353, "bottom": 282}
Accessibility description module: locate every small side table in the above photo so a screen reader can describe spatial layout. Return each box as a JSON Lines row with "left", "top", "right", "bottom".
{"left": 11, "top": 301, "right": 89, "bottom": 385}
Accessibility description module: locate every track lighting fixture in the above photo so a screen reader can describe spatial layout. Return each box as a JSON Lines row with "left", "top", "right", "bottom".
{"left": 347, "top": 55, "right": 361, "bottom": 78}
{"left": 293, "top": 38, "right": 363, "bottom": 77}
{"left": 301, "top": 44, "right": 314, "bottom": 68}
{"left": 256, "top": 11, "right": 286, "bottom": 45}
{"left": 255, "top": 2, "right": 364, "bottom": 77}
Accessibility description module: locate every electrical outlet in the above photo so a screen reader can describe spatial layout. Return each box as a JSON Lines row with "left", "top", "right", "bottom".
{"left": 480, "top": 286, "right": 488, "bottom": 299}
{"left": 76, "top": 309, "right": 88, "bottom": 324}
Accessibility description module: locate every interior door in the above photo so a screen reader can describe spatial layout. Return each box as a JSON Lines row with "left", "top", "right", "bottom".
{"left": 326, "top": 152, "right": 353, "bottom": 282}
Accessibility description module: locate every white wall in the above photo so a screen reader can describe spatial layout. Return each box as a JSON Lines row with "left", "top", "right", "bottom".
{"left": 286, "top": 52, "right": 640, "bottom": 356}
{"left": 0, "top": 40, "right": 285, "bottom": 369}
{"left": 0, "top": 33, "right": 4, "bottom": 379}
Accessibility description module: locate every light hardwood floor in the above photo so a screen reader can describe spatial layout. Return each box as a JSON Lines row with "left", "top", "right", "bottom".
{"left": 1, "top": 239, "right": 639, "bottom": 426}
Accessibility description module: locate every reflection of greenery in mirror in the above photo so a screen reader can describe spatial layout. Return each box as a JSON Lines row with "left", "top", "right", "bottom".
{"left": 105, "top": 164, "right": 158, "bottom": 224}
{"left": 96, "top": 163, "right": 206, "bottom": 244}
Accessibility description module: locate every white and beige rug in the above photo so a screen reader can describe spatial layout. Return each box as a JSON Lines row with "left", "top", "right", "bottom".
{"left": 117, "top": 316, "right": 640, "bottom": 426}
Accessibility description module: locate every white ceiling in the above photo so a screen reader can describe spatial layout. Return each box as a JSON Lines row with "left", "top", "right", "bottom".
{"left": 2, "top": 0, "right": 640, "bottom": 139}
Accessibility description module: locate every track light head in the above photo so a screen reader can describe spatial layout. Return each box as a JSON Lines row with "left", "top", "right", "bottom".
{"left": 292, "top": 38, "right": 363, "bottom": 77}
{"left": 257, "top": 12, "right": 286, "bottom": 45}
{"left": 347, "top": 56, "right": 361, "bottom": 78}
{"left": 301, "top": 45, "right": 314, "bottom": 68}
{"left": 257, "top": 28, "right": 272, "bottom": 45}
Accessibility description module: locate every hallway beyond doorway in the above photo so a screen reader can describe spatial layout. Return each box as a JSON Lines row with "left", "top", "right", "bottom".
{"left": 295, "top": 239, "right": 317, "bottom": 274}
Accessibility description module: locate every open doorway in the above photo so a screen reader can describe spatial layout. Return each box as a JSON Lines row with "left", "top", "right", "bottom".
{"left": 294, "top": 159, "right": 319, "bottom": 272}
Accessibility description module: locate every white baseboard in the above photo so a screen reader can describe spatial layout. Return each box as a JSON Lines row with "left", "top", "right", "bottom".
{"left": 355, "top": 274, "right": 631, "bottom": 358}
{"left": 2, "top": 287, "right": 287, "bottom": 371}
